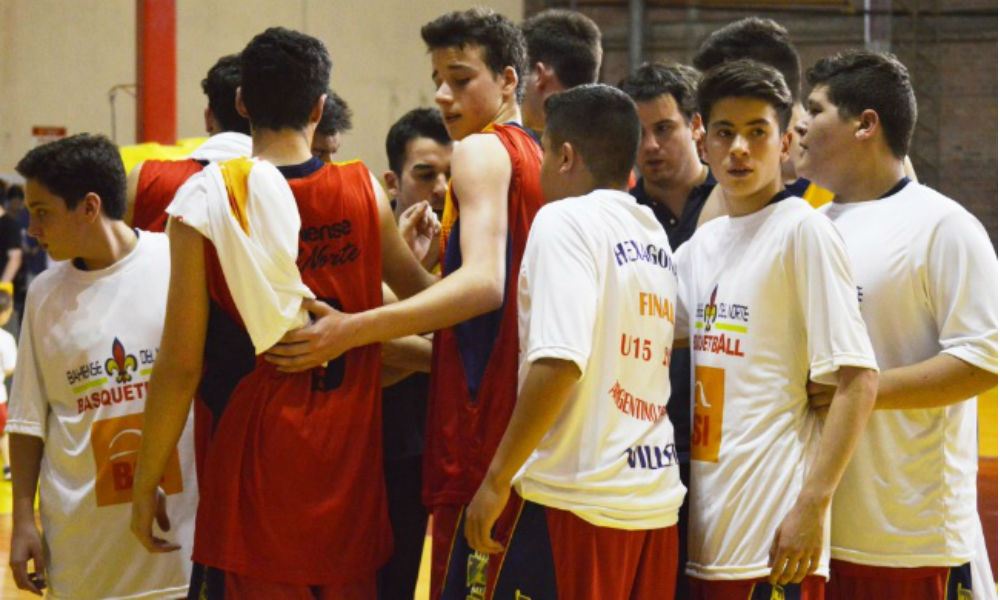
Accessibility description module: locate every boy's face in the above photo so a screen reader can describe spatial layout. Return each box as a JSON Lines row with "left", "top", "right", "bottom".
{"left": 311, "top": 132, "right": 342, "bottom": 163}
{"left": 431, "top": 44, "right": 509, "bottom": 141}
{"left": 25, "top": 179, "right": 86, "bottom": 262}
{"left": 796, "top": 85, "right": 856, "bottom": 193}
{"left": 636, "top": 93, "right": 701, "bottom": 187}
{"left": 388, "top": 136, "right": 452, "bottom": 219}
{"left": 703, "top": 96, "right": 790, "bottom": 205}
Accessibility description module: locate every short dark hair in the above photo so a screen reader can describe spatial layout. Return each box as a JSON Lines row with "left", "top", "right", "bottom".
{"left": 0, "top": 290, "right": 11, "bottom": 313}
{"left": 807, "top": 50, "right": 916, "bottom": 159}
{"left": 544, "top": 84, "right": 639, "bottom": 187}
{"left": 522, "top": 9, "right": 602, "bottom": 88}
{"left": 240, "top": 27, "right": 331, "bottom": 131}
{"left": 201, "top": 53, "right": 250, "bottom": 134}
{"left": 421, "top": 8, "right": 528, "bottom": 102}
{"left": 697, "top": 59, "right": 793, "bottom": 131}
{"left": 317, "top": 91, "right": 353, "bottom": 136}
{"left": 693, "top": 17, "right": 801, "bottom": 102}
{"left": 618, "top": 62, "right": 699, "bottom": 121}
{"left": 5, "top": 185, "right": 24, "bottom": 202}
{"left": 385, "top": 108, "right": 451, "bottom": 176}
{"left": 15, "top": 134, "right": 127, "bottom": 218}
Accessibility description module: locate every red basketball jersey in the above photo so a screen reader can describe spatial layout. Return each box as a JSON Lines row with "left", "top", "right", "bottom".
{"left": 192, "top": 159, "right": 392, "bottom": 584}
{"left": 423, "top": 123, "right": 544, "bottom": 508}
{"left": 132, "top": 159, "right": 205, "bottom": 232}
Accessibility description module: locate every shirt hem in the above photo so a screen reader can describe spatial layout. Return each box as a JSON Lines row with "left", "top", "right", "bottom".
{"left": 941, "top": 348, "right": 998, "bottom": 375}
{"left": 47, "top": 584, "right": 189, "bottom": 600}
{"left": 4, "top": 420, "right": 44, "bottom": 440}
{"left": 830, "top": 547, "right": 974, "bottom": 568}
{"left": 686, "top": 563, "right": 830, "bottom": 581}
{"left": 524, "top": 345, "right": 588, "bottom": 376}
{"left": 810, "top": 353, "right": 879, "bottom": 384}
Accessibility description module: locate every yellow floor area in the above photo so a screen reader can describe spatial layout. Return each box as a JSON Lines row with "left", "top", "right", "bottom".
{"left": 0, "top": 387, "right": 992, "bottom": 598}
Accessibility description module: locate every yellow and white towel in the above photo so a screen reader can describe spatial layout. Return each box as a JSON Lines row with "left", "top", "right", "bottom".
{"left": 167, "top": 157, "right": 314, "bottom": 354}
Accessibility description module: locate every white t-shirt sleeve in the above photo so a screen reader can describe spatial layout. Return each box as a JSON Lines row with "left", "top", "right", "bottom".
{"left": 925, "top": 211, "right": 999, "bottom": 374}
{"left": 521, "top": 207, "right": 598, "bottom": 374}
{"left": 7, "top": 296, "right": 47, "bottom": 439}
{"left": 793, "top": 213, "right": 878, "bottom": 385}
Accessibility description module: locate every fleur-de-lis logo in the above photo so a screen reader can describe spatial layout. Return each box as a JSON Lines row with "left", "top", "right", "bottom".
{"left": 105, "top": 337, "right": 138, "bottom": 383}
{"left": 703, "top": 284, "right": 719, "bottom": 331}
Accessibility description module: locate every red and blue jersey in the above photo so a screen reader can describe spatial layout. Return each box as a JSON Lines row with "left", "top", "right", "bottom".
{"left": 424, "top": 122, "right": 544, "bottom": 508}
{"left": 133, "top": 158, "right": 206, "bottom": 232}
{"left": 192, "top": 158, "right": 392, "bottom": 584}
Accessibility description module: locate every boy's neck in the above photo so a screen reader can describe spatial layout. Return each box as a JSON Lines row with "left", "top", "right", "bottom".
{"left": 77, "top": 220, "right": 138, "bottom": 271}
{"left": 722, "top": 176, "right": 786, "bottom": 218}
{"left": 251, "top": 127, "right": 315, "bottom": 166}
{"left": 832, "top": 156, "right": 907, "bottom": 204}
{"left": 490, "top": 101, "right": 522, "bottom": 129}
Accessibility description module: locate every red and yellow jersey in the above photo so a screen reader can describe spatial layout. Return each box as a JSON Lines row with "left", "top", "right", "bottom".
{"left": 132, "top": 158, "right": 205, "bottom": 232}
{"left": 424, "top": 122, "right": 544, "bottom": 508}
{"left": 192, "top": 158, "right": 391, "bottom": 584}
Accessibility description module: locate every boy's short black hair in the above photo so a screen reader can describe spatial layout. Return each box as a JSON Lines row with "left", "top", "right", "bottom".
{"left": 201, "top": 53, "right": 251, "bottom": 134}
{"left": 421, "top": 8, "right": 528, "bottom": 102}
{"left": 16, "top": 134, "right": 127, "bottom": 219}
{"left": 544, "top": 84, "right": 639, "bottom": 188}
{"left": 522, "top": 9, "right": 602, "bottom": 88}
{"left": 5, "top": 185, "right": 24, "bottom": 202}
{"left": 697, "top": 59, "right": 793, "bottom": 131}
{"left": 807, "top": 50, "right": 917, "bottom": 159}
{"left": 618, "top": 62, "right": 699, "bottom": 122}
{"left": 317, "top": 91, "right": 354, "bottom": 136}
{"left": 240, "top": 27, "right": 331, "bottom": 131}
{"left": 385, "top": 108, "right": 451, "bottom": 176}
{"left": 693, "top": 17, "right": 802, "bottom": 102}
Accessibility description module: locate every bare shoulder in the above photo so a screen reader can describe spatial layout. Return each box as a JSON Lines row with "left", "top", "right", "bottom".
{"left": 451, "top": 133, "right": 512, "bottom": 196}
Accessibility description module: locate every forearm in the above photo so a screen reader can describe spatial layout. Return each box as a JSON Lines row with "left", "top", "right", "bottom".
{"left": 1, "top": 251, "right": 22, "bottom": 283}
{"left": 10, "top": 434, "right": 43, "bottom": 525}
{"left": 382, "top": 335, "right": 432, "bottom": 373}
{"left": 388, "top": 265, "right": 439, "bottom": 300}
{"left": 351, "top": 265, "right": 503, "bottom": 347}
{"left": 877, "top": 353, "right": 996, "bottom": 410}
{"left": 799, "top": 367, "right": 878, "bottom": 504}
{"left": 133, "top": 365, "right": 198, "bottom": 493}
{"left": 484, "top": 358, "right": 579, "bottom": 487}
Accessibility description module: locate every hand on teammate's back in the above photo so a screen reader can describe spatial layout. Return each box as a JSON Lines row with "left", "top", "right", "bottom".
{"left": 265, "top": 298, "right": 351, "bottom": 371}
{"left": 806, "top": 381, "right": 835, "bottom": 418}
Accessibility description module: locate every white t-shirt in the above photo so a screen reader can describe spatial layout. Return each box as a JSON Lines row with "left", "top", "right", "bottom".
{"left": 675, "top": 196, "right": 877, "bottom": 580}
{"left": 0, "top": 327, "right": 17, "bottom": 404}
{"left": 513, "top": 189, "right": 686, "bottom": 530}
{"left": 820, "top": 180, "right": 998, "bottom": 567}
{"left": 7, "top": 232, "right": 198, "bottom": 600}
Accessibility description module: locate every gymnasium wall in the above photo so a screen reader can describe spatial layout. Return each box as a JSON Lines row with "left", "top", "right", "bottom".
{"left": 0, "top": 0, "right": 523, "bottom": 179}
{"left": 525, "top": 0, "right": 999, "bottom": 249}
